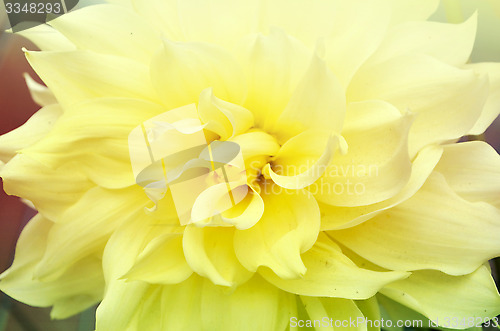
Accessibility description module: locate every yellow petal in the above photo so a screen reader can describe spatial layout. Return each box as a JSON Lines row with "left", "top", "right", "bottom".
{"left": 321, "top": 144, "right": 443, "bottom": 230}
{"left": 388, "top": 0, "right": 440, "bottom": 25}
{"left": 25, "top": 49, "right": 159, "bottom": 108}
{"left": 466, "top": 62, "right": 500, "bottom": 135}
{"left": 239, "top": 29, "right": 311, "bottom": 132}
{"left": 333, "top": 172, "right": 500, "bottom": 275}
{"left": 314, "top": 101, "right": 413, "bottom": 206}
{"left": 123, "top": 234, "right": 192, "bottom": 285}
{"left": 24, "top": 73, "right": 57, "bottom": 107}
{"left": 381, "top": 265, "right": 500, "bottom": 325}
{"left": 198, "top": 88, "right": 254, "bottom": 140}
{"left": 150, "top": 39, "right": 245, "bottom": 109}
{"left": 174, "top": 0, "right": 261, "bottom": 47}
{"left": 299, "top": 296, "right": 366, "bottom": 331}
{"left": 323, "top": 0, "right": 392, "bottom": 87}
{"left": 265, "top": 131, "right": 339, "bottom": 190}
{"left": 0, "top": 215, "right": 104, "bottom": 319}
{"left": 183, "top": 226, "right": 252, "bottom": 287}
{"left": 0, "top": 154, "right": 93, "bottom": 222}
{"left": 220, "top": 185, "right": 265, "bottom": 230}
{"left": 96, "top": 210, "right": 171, "bottom": 331}
{"left": 17, "top": 24, "right": 75, "bottom": 51}
{"left": 436, "top": 141, "right": 500, "bottom": 208}
{"left": 0, "top": 104, "right": 62, "bottom": 163}
{"left": 349, "top": 54, "right": 488, "bottom": 156}
{"left": 23, "top": 98, "right": 166, "bottom": 189}
{"left": 229, "top": 131, "right": 281, "bottom": 159}
{"left": 201, "top": 275, "right": 295, "bottom": 331}
{"left": 276, "top": 54, "right": 346, "bottom": 140}
{"left": 234, "top": 187, "right": 320, "bottom": 279}
{"left": 34, "top": 186, "right": 149, "bottom": 280}
{"left": 50, "top": 4, "right": 162, "bottom": 63}
{"left": 367, "top": 13, "right": 477, "bottom": 67}
{"left": 260, "top": 233, "right": 409, "bottom": 299}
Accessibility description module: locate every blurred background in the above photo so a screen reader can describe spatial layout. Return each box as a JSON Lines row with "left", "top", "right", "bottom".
{"left": 0, "top": 0, "right": 499, "bottom": 330}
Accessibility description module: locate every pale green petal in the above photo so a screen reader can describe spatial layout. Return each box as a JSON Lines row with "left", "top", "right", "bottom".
{"left": 356, "top": 297, "right": 381, "bottom": 331}
{"left": 466, "top": 62, "right": 500, "bottom": 135}
{"left": 123, "top": 233, "right": 192, "bottom": 284}
{"left": 436, "top": 141, "right": 500, "bottom": 207}
{"left": 261, "top": 234, "right": 409, "bottom": 299}
{"left": 0, "top": 104, "right": 62, "bottom": 163}
{"left": 17, "top": 24, "right": 75, "bottom": 51}
{"left": 0, "top": 215, "right": 104, "bottom": 319}
{"left": 333, "top": 172, "right": 500, "bottom": 275}
{"left": 25, "top": 49, "right": 159, "bottom": 108}
{"left": 314, "top": 101, "right": 413, "bottom": 206}
{"left": 234, "top": 188, "right": 320, "bottom": 279}
{"left": 50, "top": 4, "right": 162, "bottom": 63}
{"left": 24, "top": 73, "right": 57, "bottom": 107}
{"left": 198, "top": 88, "right": 254, "bottom": 140}
{"left": 183, "top": 226, "right": 253, "bottom": 287}
{"left": 0, "top": 154, "right": 93, "bottom": 222}
{"left": 201, "top": 275, "right": 295, "bottom": 331}
{"left": 150, "top": 39, "right": 245, "bottom": 109}
{"left": 381, "top": 265, "right": 500, "bottom": 326}
{"left": 276, "top": 54, "right": 345, "bottom": 139}
{"left": 34, "top": 186, "right": 149, "bottom": 280}
{"left": 367, "top": 14, "right": 476, "bottom": 66}
{"left": 300, "top": 296, "right": 366, "bottom": 331}
{"left": 239, "top": 29, "right": 311, "bottom": 132}
{"left": 321, "top": 144, "right": 443, "bottom": 230}
{"left": 349, "top": 54, "right": 488, "bottom": 156}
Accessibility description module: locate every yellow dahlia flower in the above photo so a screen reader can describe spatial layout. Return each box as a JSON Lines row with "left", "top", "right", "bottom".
{"left": 1, "top": 0, "right": 500, "bottom": 330}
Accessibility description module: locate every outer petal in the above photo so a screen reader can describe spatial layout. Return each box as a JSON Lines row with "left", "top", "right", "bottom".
{"left": 366, "top": 14, "right": 476, "bottom": 67}
{"left": 381, "top": 265, "right": 500, "bottom": 326}
{"left": 436, "top": 141, "right": 500, "bottom": 208}
{"left": 314, "top": 101, "right": 413, "bottom": 207}
{"left": 0, "top": 154, "right": 93, "bottom": 222}
{"left": 260, "top": 234, "right": 409, "bottom": 299}
{"left": 17, "top": 24, "right": 75, "bottom": 51}
{"left": 320, "top": 144, "right": 443, "bottom": 230}
{"left": 34, "top": 186, "right": 149, "bottom": 280}
{"left": 183, "top": 226, "right": 253, "bottom": 287}
{"left": 233, "top": 187, "right": 320, "bottom": 279}
{"left": 299, "top": 296, "right": 366, "bottom": 331}
{"left": 276, "top": 54, "right": 346, "bottom": 139}
{"left": 201, "top": 275, "right": 295, "bottom": 331}
{"left": 388, "top": 0, "right": 440, "bottom": 25}
{"left": 123, "top": 233, "right": 192, "bottom": 285}
{"left": 349, "top": 55, "right": 488, "bottom": 156}
{"left": 22, "top": 98, "right": 166, "bottom": 188}
{"left": 0, "top": 104, "right": 62, "bottom": 163}
{"left": 323, "top": 0, "right": 392, "bottom": 87}
{"left": 50, "top": 4, "right": 162, "bottom": 63}
{"left": 150, "top": 39, "right": 245, "bottom": 109}
{"left": 0, "top": 215, "right": 104, "bottom": 319}
{"left": 24, "top": 73, "right": 57, "bottom": 107}
{"left": 25, "top": 49, "right": 159, "bottom": 108}
{"left": 96, "top": 210, "right": 170, "bottom": 331}
{"left": 333, "top": 172, "right": 500, "bottom": 275}
{"left": 466, "top": 63, "right": 500, "bottom": 135}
